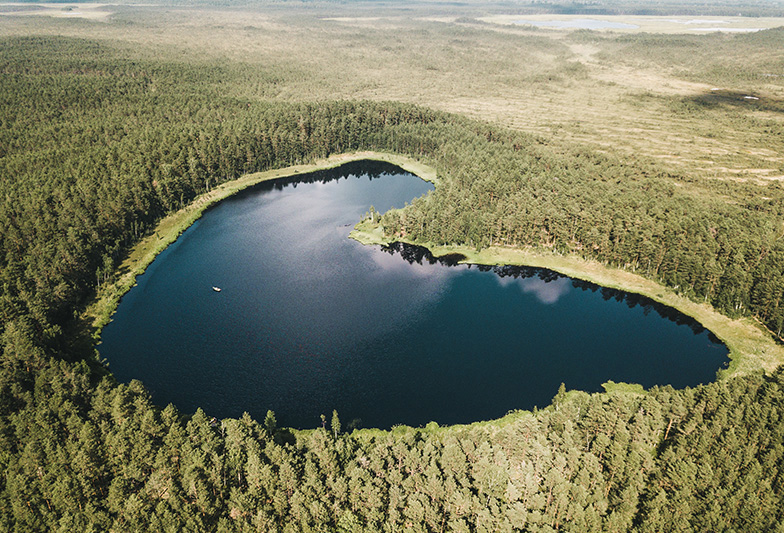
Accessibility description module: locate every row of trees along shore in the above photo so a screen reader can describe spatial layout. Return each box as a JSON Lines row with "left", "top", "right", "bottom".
{"left": 1, "top": 36, "right": 783, "bottom": 531}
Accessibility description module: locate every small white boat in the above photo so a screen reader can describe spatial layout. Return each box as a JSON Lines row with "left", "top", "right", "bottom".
{"left": 212, "top": 286, "right": 222, "bottom": 292}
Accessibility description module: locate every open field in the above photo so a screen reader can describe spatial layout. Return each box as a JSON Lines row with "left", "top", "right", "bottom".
{"left": 0, "top": 2, "right": 112, "bottom": 20}
{"left": 481, "top": 14, "right": 784, "bottom": 33}
{"left": 1, "top": 4, "right": 783, "bottom": 185}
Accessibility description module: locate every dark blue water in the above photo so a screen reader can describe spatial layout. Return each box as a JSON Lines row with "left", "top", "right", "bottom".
{"left": 100, "top": 161, "right": 728, "bottom": 429}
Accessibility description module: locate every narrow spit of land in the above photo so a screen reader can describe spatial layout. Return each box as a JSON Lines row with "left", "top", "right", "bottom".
{"left": 87, "top": 152, "right": 783, "bottom": 383}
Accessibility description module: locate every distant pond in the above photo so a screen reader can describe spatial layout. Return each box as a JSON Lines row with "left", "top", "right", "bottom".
{"left": 514, "top": 18, "right": 639, "bottom": 29}
{"left": 100, "top": 161, "right": 728, "bottom": 429}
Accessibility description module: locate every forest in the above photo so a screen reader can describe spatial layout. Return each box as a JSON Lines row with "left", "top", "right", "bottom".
{"left": 1, "top": 1, "right": 784, "bottom": 531}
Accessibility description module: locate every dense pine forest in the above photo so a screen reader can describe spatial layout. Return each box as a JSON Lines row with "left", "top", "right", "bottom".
{"left": 1, "top": 21, "right": 784, "bottom": 533}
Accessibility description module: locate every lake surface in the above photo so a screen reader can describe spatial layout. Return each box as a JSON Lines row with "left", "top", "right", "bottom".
{"left": 514, "top": 18, "right": 639, "bottom": 29}
{"left": 100, "top": 161, "right": 728, "bottom": 429}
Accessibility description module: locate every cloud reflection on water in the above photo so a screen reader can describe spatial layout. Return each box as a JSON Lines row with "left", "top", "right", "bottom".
{"left": 496, "top": 275, "right": 572, "bottom": 305}
{"left": 366, "top": 243, "right": 455, "bottom": 280}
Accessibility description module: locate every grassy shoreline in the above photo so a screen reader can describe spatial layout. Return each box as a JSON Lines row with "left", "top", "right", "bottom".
{"left": 84, "top": 151, "right": 435, "bottom": 337}
{"left": 351, "top": 220, "right": 784, "bottom": 379}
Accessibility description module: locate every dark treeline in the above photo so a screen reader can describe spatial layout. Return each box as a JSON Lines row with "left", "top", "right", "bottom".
{"left": 383, "top": 242, "right": 722, "bottom": 337}
{"left": 244, "top": 160, "right": 414, "bottom": 196}
{"left": 1, "top": 36, "right": 784, "bottom": 531}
